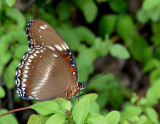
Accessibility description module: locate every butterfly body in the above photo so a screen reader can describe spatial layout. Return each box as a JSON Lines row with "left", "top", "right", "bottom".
{"left": 15, "top": 19, "right": 88, "bottom": 101}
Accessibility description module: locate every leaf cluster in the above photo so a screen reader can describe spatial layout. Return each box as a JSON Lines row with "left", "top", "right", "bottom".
{"left": 27, "top": 94, "right": 120, "bottom": 124}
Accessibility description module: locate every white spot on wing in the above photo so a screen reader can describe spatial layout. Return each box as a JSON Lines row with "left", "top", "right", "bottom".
{"left": 28, "top": 59, "right": 32, "bottom": 63}
{"left": 40, "top": 26, "right": 46, "bottom": 29}
{"left": 55, "top": 45, "right": 63, "bottom": 51}
{"left": 24, "top": 66, "right": 29, "bottom": 69}
{"left": 36, "top": 50, "right": 40, "bottom": 54}
{"left": 29, "top": 55, "right": 34, "bottom": 59}
{"left": 73, "top": 72, "right": 75, "bottom": 75}
{"left": 22, "top": 78, "right": 27, "bottom": 82}
{"left": 23, "top": 70, "right": 28, "bottom": 73}
{"left": 22, "top": 83, "right": 26, "bottom": 87}
{"left": 23, "top": 74, "right": 28, "bottom": 78}
{"left": 63, "top": 42, "right": 69, "bottom": 49}
{"left": 44, "top": 25, "right": 48, "bottom": 28}
{"left": 25, "top": 62, "right": 30, "bottom": 66}
{"left": 31, "top": 91, "right": 37, "bottom": 95}
{"left": 48, "top": 46, "right": 55, "bottom": 51}
{"left": 61, "top": 44, "right": 67, "bottom": 50}
{"left": 33, "top": 53, "right": 37, "bottom": 57}
{"left": 22, "top": 88, "right": 25, "bottom": 91}
{"left": 40, "top": 25, "right": 48, "bottom": 29}
{"left": 53, "top": 54, "right": 58, "bottom": 57}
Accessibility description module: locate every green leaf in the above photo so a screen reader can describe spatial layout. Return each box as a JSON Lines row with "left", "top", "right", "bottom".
{"left": 5, "top": 0, "right": 16, "bottom": 7}
{"left": 121, "top": 106, "right": 142, "bottom": 119}
{"left": 29, "top": 101, "right": 59, "bottom": 115}
{"left": 99, "top": 14, "right": 118, "bottom": 37}
{"left": 63, "top": 101, "right": 71, "bottom": 111}
{"left": 4, "top": 59, "right": 19, "bottom": 89}
{"left": 0, "top": 34, "right": 12, "bottom": 66}
{"left": 11, "top": 30, "right": 28, "bottom": 44}
{"left": 93, "top": 37, "right": 111, "bottom": 57}
{"left": 138, "top": 98, "right": 147, "bottom": 106}
{"left": 151, "top": 23, "right": 160, "bottom": 46}
{"left": 39, "top": 8, "right": 57, "bottom": 27}
{"left": 46, "top": 114, "right": 66, "bottom": 124}
{"left": 106, "top": 111, "right": 120, "bottom": 124}
{"left": 0, "top": 33, "right": 12, "bottom": 52}
{"left": 145, "top": 107, "right": 159, "bottom": 124}
{"left": 59, "top": 101, "right": 72, "bottom": 114}
{"left": 78, "top": 67, "right": 90, "bottom": 82}
{"left": 27, "top": 114, "right": 49, "bottom": 124}
{"left": 154, "top": 47, "right": 160, "bottom": 60}
{"left": 152, "top": 22, "right": 160, "bottom": 34}
{"left": 6, "top": 8, "right": 26, "bottom": 29}
{"left": 77, "top": 45, "right": 97, "bottom": 81}
{"left": 0, "top": 87, "right": 5, "bottom": 98}
{"left": 13, "top": 45, "right": 28, "bottom": 59}
{"left": 77, "top": 0, "right": 98, "bottom": 23}
{"left": 57, "top": 28, "right": 80, "bottom": 51}
{"left": 54, "top": 98, "right": 67, "bottom": 105}
{"left": 85, "top": 113, "right": 107, "bottom": 124}
{"left": 0, "top": 51, "right": 12, "bottom": 67}
{"left": 83, "top": 93, "right": 98, "bottom": 103}
{"left": 151, "top": 34, "right": 160, "bottom": 46}
{"left": 143, "top": 58, "right": 160, "bottom": 73}
{"left": 109, "top": 0, "right": 127, "bottom": 13}
{"left": 143, "top": 47, "right": 153, "bottom": 62}
{"left": 146, "top": 6, "right": 160, "bottom": 22}
{"left": 110, "top": 89, "right": 125, "bottom": 109}
{"left": 142, "top": 0, "right": 160, "bottom": 10}
{"left": 116, "top": 15, "right": 135, "bottom": 41}
{"left": 73, "top": 96, "right": 90, "bottom": 124}
{"left": 97, "top": 92, "right": 109, "bottom": 109}
{"left": 56, "top": 1, "right": 72, "bottom": 21}
{"left": 136, "top": 9, "right": 149, "bottom": 23}
{"left": 0, "top": 66, "right": 2, "bottom": 77}
{"left": 138, "top": 115, "right": 148, "bottom": 124}
{"left": 89, "top": 101, "right": 100, "bottom": 114}
{"left": 128, "top": 34, "right": 149, "bottom": 62}
{"left": 150, "top": 68, "right": 160, "bottom": 85}
{"left": 146, "top": 78, "right": 160, "bottom": 105}
{"left": 74, "top": 26, "right": 96, "bottom": 45}
{"left": 109, "top": 44, "right": 130, "bottom": 59}
{"left": 88, "top": 74, "right": 116, "bottom": 90}
{"left": 0, "top": 109, "right": 18, "bottom": 124}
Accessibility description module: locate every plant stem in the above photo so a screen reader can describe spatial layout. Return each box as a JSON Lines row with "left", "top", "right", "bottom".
{"left": 0, "top": 107, "right": 31, "bottom": 117}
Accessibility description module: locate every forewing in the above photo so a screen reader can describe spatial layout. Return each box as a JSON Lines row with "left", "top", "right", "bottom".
{"left": 26, "top": 19, "right": 69, "bottom": 56}
{"left": 26, "top": 19, "right": 78, "bottom": 86}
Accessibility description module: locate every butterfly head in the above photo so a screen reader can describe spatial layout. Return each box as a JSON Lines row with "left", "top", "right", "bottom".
{"left": 79, "top": 82, "right": 88, "bottom": 90}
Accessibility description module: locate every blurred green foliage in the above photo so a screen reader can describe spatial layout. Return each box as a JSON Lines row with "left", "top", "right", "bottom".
{"left": 1, "top": 0, "right": 160, "bottom": 123}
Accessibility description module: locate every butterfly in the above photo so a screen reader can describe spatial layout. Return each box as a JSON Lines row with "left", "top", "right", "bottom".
{"left": 15, "top": 19, "right": 88, "bottom": 101}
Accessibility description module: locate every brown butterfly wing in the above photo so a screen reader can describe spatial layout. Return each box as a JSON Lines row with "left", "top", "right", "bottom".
{"left": 27, "top": 19, "right": 69, "bottom": 57}
{"left": 15, "top": 47, "right": 74, "bottom": 100}
{"left": 15, "top": 19, "right": 79, "bottom": 100}
{"left": 27, "top": 19, "right": 78, "bottom": 86}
